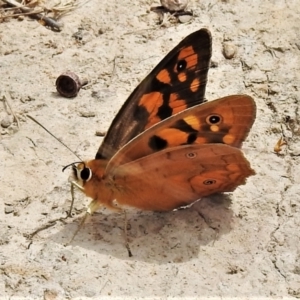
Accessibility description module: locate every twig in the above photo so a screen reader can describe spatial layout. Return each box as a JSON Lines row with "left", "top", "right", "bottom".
{"left": 3, "top": 92, "right": 20, "bottom": 128}
{"left": 108, "top": 56, "right": 117, "bottom": 87}
{"left": 2, "top": 0, "right": 63, "bottom": 31}
{"left": 1, "top": 10, "right": 44, "bottom": 19}
{"left": 25, "top": 216, "right": 68, "bottom": 240}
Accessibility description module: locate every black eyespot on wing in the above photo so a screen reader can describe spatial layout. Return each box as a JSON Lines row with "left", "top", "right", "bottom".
{"left": 176, "top": 60, "right": 187, "bottom": 72}
{"left": 206, "top": 114, "right": 222, "bottom": 125}
{"left": 148, "top": 135, "right": 168, "bottom": 151}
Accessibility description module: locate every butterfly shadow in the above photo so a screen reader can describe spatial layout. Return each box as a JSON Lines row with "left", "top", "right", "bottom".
{"left": 51, "top": 193, "right": 235, "bottom": 264}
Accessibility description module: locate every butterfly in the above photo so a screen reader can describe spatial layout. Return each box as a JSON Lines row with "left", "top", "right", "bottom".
{"left": 70, "top": 28, "right": 256, "bottom": 214}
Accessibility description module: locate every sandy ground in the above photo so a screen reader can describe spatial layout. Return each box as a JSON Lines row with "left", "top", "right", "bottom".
{"left": 1, "top": 0, "right": 300, "bottom": 298}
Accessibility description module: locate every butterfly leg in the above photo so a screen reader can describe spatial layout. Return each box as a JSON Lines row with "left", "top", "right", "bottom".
{"left": 66, "top": 182, "right": 100, "bottom": 245}
{"left": 68, "top": 182, "right": 133, "bottom": 256}
{"left": 88, "top": 199, "right": 133, "bottom": 257}
{"left": 67, "top": 181, "right": 84, "bottom": 217}
{"left": 90, "top": 202, "right": 133, "bottom": 257}
{"left": 65, "top": 211, "right": 90, "bottom": 246}
{"left": 66, "top": 198, "right": 105, "bottom": 245}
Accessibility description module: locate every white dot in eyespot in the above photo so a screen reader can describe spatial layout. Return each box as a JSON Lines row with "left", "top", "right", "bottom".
{"left": 186, "top": 152, "right": 197, "bottom": 159}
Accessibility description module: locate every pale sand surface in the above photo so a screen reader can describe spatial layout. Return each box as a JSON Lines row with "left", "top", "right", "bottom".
{"left": 1, "top": 0, "right": 300, "bottom": 298}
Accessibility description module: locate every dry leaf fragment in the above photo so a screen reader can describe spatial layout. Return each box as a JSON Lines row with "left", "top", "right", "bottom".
{"left": 274, "top": 136, "right": 287, "bottom": 153}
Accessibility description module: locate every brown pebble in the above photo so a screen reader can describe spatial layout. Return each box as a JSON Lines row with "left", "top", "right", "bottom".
{"left": 95, "top": 130, "right": 106, "bottom": 136}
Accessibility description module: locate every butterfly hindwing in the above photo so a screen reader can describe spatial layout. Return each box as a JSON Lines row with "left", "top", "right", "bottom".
{"left": 106, "top": 95, "right": 256, "bottom": 173}
{"left": 96, "top": 29, "right": 212, "bottom": 160}
{"left": 111, "top": 144, "right": 255, "bottom": 211}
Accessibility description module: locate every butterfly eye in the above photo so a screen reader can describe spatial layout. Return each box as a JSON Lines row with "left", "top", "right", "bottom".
{"left": 203, "top": 179, "right": 216, "bottom": 185}
{"left": 77, "top": 167, "right": 92, "bottom": 182}
{"left": 176, "top": 59, "right": 187, "bottom": 72}
{"left": 206, "top": 114, "right": 222, "bottom": 125}
{"left": 186, "top": 152, "right": 197, "bottom": 159}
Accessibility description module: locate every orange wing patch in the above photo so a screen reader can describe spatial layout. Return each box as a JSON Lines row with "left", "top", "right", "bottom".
{"left": 223, "top": 134, "right": 236, "bottom": 145}
{"left": 209, "top": 125, "right": 219, "bottom": 132}
{"left": 183, "top": 115, "right": 200, "bottom": 131}
{"left": 139, "top": 91, "right": 164, "bottom": 129}
{"left": 156, "top": 69, "right": 171, "bottom": 84}
{"left": 177, "top": 46, "right": 198, "bottom": 71}
{"left": 152, "top": 128, "right": 189, "bottom": 147}
{"left": 190, "top": 78, "right": 200, "bottom": 92}
{"left": 195, "top": 136, "right": 210, "bottom": 144}
{"left": 177, "top": 72, "right": 187, "bottom": 82}
{"left": 169, "top": 93, "right": 187, "bottom": 114}
{"left": 139, "top": 91, "right": 163, "bottom": 114}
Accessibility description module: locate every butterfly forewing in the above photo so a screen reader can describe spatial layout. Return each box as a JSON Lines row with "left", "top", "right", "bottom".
{"left": 111, "top": 144, "right": 255, "bottom": 211}
{"left": 106, "top": 95, "right": 256, "bottom": 173}
{"left": 96, "top": 28, "right": 212, "bottom": 160}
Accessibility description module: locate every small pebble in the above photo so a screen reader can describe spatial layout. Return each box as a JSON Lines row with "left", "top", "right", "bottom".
{"left": 223, "top": 42, "right": 237, "bottom": 59}
{"left": 5, "top": 205, "right": 14, "bottom": 214}
{"left": 95, "top": 130, "right": 106, "bottom": 136}
{"left": 1, "top": 115, "right": 13, "bottom": 128}
{"left": 210, "top": 60, "right": 218, "bottom": 68}
{"left": 161, "top": 0, "right": 189, "bottom": 11}
{"left": 178, "top": 14, "right": 193, "bottom": 23}
{"left": 44, "top": 289, "right": 58, "bottom": 300}
{"left": 79, "top": 111, "right": 96, "bottom": 118}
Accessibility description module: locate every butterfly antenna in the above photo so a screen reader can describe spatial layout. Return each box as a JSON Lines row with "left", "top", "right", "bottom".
{"left": 27, "top": 115, "right": 82, "bottom": 161}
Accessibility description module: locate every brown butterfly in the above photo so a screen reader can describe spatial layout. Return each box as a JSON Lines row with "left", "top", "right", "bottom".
{"left": 70, "top": 28, "right": 256, "bottom": 214}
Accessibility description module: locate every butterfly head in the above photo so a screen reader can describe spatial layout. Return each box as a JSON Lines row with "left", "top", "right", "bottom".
{"left": 72, "top": 162, "right": 93, "bottom": 184}
{"left": 62, "top": 161, "right": 92, "bottom": 186}
{"left": 63, "top": 159, "right": 115, "bottom": 213}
